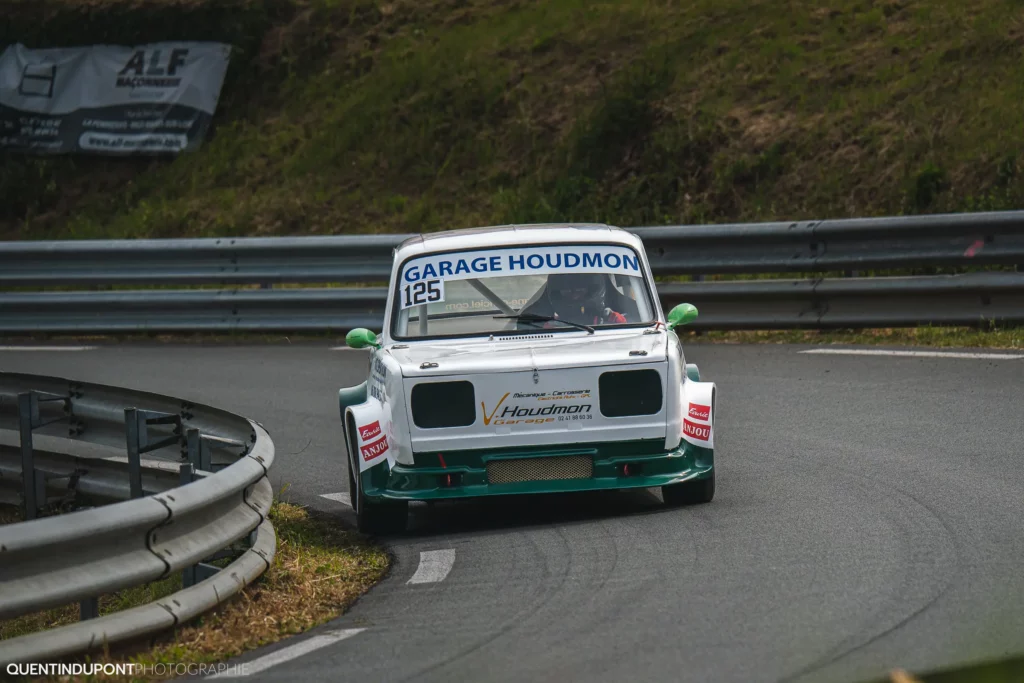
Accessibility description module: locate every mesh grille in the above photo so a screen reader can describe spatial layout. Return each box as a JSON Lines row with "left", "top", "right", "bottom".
{"left": 486, "top": 456, "right": 593, "bottom": 484}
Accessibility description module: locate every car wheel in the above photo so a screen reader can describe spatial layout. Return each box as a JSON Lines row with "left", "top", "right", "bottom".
{"left": 662, "top": 471, "right": 715, "bottom": 507}
{"left": 356, "top": 490, "right": 408, "bottom": 534}
{"left": 347, "top": 455, "right": 358, "bottom": 504}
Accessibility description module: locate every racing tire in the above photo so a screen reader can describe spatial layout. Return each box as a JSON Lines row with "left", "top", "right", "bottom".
{"left": 347, "top": 422, "right": 408, "bottom": 535}
{"left": 356, "top": 493, "right": 408, "bottom": 535}
{"left": 662, "top": 471, "right": 715, "bottom": 507}
{"left": 347, "top": 456, "right": 358, "bottom": 504}
{"left": 349, "top": 461, "right": 408, "bottom": 535}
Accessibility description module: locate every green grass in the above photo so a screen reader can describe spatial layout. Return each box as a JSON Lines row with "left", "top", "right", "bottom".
{"left": 2, "top": 0, "right": 1024, "bottom": 240}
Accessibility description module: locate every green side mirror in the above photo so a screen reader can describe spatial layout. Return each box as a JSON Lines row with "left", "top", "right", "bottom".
{"left": 346, "top": 328, "right": 381, "bottom": 349}
{"left": 667, "top": 303, "right": 699, "bottom": 330}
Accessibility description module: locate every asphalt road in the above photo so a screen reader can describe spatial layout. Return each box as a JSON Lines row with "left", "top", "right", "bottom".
{"left": 3, "top": 342, "right": 1023, "bottom": 683}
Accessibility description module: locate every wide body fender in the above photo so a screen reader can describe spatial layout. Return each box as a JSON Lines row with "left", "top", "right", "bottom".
{"left": 665, "top": 340, "right": 716, "bottom": 453}
{"left": 338, "top": 381, "right": 367, "bottom": 419}
{"left": 339, "top": 351, "right": 409, "bottom": 478}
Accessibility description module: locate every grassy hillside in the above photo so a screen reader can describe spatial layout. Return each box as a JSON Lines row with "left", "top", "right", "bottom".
{"left": 2, "top": 0, "right": 1023, "bottom": 240}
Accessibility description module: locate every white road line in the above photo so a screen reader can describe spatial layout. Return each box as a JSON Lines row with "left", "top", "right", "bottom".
{"left": 0, "top": 346, "right": 96, "bottom": 352}
{"left": 320, "top": 492, "right": 351, "bottom": 507}
{"left": 799, "top": 348, "right": 1024, "bottom": 360}
{"left": 407, "top": 549, "right": 456, "bottom": 585}
{"left": 207, "top": 628, "right": 365, "bottom": 678}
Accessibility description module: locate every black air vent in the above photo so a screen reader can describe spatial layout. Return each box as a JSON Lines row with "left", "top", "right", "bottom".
{"left": 599, "top": 369, "right": 663, "bottom": 417}
{"left": 411, "top": 381, "right": 476, "bottom": 428}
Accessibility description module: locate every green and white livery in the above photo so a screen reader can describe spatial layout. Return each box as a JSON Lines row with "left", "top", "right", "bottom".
{"left": 340, "top": 223, "right": 716, "bottom": 533}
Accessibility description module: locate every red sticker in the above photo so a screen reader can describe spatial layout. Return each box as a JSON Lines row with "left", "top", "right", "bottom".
{"left": 683, "top": 418, "right": 711, "bottom": 441}
{"left": 687, "top": 403, "right": 710, "bottom": 421}
{"left": 359, "top": 421, "right": 381, "bottom": 441}
{"left": 360, "top": 434, "right": 389, "bottom": 461}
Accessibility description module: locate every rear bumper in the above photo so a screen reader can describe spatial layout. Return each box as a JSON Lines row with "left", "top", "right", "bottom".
{"left": 360, "top": 439, "right": 714, "bottom": 502}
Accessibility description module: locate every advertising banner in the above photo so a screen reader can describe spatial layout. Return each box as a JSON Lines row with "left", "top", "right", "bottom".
{"left": 0, "top": 42, "right": 230, "bottom": 155}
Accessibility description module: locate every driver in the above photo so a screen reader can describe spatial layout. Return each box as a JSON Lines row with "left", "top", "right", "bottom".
{"left": 525, "top": 273, "right": 629, "bottom": 326}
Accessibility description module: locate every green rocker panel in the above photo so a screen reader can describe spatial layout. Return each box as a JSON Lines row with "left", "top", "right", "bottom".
{"left": 359, "top": 438, "right": 714, "bottom": 501}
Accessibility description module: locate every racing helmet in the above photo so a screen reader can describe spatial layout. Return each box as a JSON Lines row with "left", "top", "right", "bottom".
{"left": 546, "top": 272, "right": 607, "bottom": 316}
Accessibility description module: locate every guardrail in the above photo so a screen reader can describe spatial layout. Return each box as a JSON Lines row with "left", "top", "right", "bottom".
{"left": 0, "top": 210, "right": 1022, "bottom": 331}
{"left": 0, "top": 373, "right": 276, "bottom": 664}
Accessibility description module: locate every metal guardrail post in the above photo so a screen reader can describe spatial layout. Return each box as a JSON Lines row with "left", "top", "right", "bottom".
{"left": 181, "top": 557, "right": 222, "bottom": 588}
{"left": 18, "top": 393, "right": 38, "bottom": 520}
{"left": 179, "top": 462, "right": 194, "bottom": 487}
{"left": 180, "top": 432, "right": 226, "bottom": 588}
{"left": 80, "top": 597, "right": 98, "bottom": 621}
{"left": 181, "top": 561, "right": 223, "bottom": 588}
{"left": 125, "top": 408, "right": 183, "bottom": 498}
{"left": 186, "top": 428, "right": 211, "bottom": 472}
{"left": 178, "top": 460, "right": 200, "bottom": 588}
{"left": 182, "top": 566, "right": 197, "bottom": 588}
{"left": 124, "top": 408, "right": 143, "bottom": 499}
{"left": 17, "top": 390, "right": 70, "bottom": 519}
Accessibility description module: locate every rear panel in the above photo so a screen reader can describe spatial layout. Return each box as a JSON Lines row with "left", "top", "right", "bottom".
{"left": 404, "top": 363, "right": 667, "bottom": 452}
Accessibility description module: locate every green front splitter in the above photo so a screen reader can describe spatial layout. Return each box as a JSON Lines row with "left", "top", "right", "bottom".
{"left": 359, "top": 438, "right": 714, "bottom": 502}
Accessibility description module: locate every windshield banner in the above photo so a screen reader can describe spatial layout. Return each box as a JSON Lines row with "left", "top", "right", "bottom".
{"left": 401, "top": 245, "right": 643, "bottom": 285}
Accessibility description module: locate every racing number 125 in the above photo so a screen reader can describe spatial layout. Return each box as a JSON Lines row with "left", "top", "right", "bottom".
{"left": 403, "top": 279, "right": 442, "bottom": 307}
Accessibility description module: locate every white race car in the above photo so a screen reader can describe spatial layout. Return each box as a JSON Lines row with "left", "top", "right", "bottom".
{"left": 340, "top": 224, "right": 716, "bottom": 533}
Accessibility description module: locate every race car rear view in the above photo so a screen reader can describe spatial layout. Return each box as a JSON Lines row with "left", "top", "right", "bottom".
{"left": 339, "top": 223, "right": 716, "bottom": 533}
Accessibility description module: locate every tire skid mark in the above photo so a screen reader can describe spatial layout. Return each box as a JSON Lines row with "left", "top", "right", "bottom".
{"left": 779, "top": 459, "right": 962, "bottom": 683}
{"left": 393, "top": 523, "right": 579, "bottom": 682}
{"left": 409, "top": 498, "right": 692, "bottom": 681}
